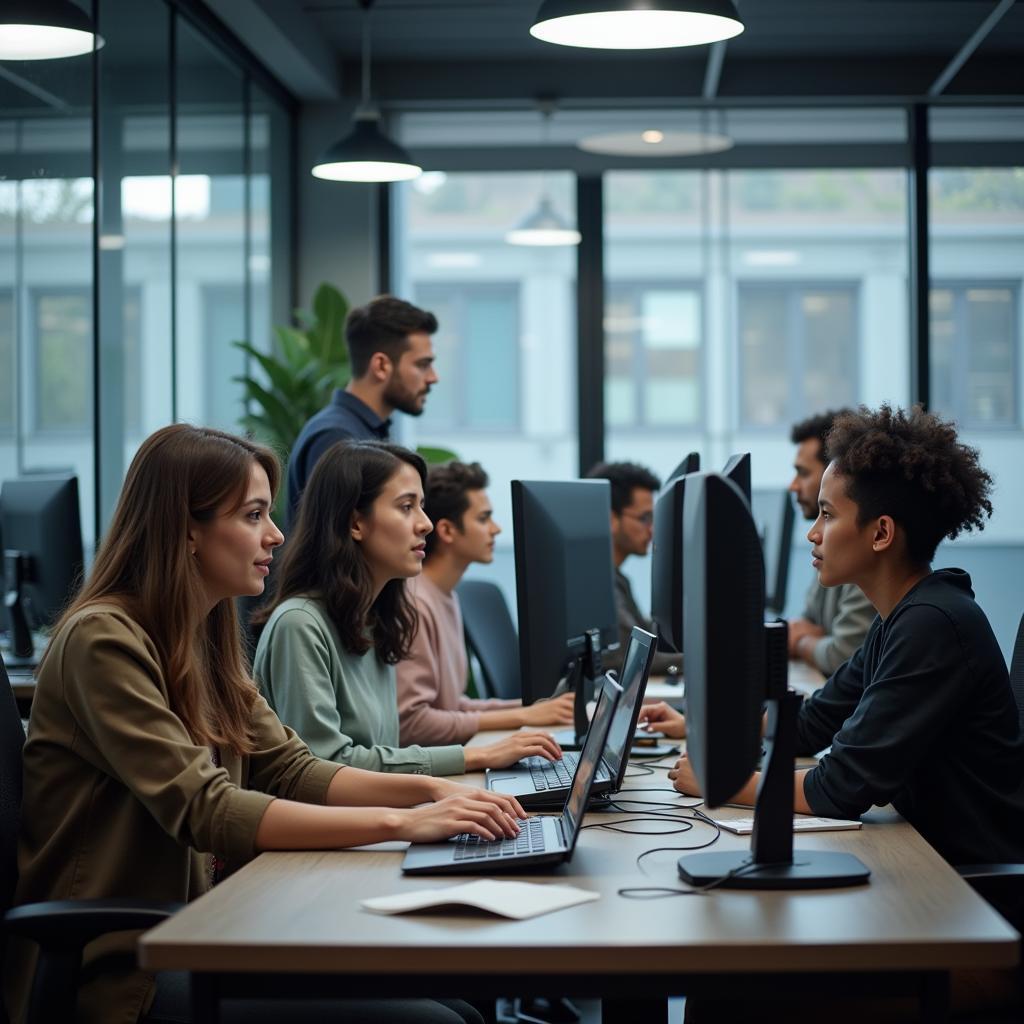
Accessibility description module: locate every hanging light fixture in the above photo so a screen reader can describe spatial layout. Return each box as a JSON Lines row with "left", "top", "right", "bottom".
{"left": 312, "top": 0, "right": 421, "bottom": 183}
{"left": 530, "top": 0, "right": 743, "bottom": 50}
{"left": 506, "top": 102, "right": 581, "bottom": 247}
{"left": 0, "top": 0, "right": 103, "bottom": 60}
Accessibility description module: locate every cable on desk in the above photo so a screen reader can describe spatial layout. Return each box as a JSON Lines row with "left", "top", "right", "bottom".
{"left": 618, "top": 859, "right": 766, "bottom": 899}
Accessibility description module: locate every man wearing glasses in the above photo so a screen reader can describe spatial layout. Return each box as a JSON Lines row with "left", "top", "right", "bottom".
{"left": 585, "top": 461, "right": 683, "bottom": 676}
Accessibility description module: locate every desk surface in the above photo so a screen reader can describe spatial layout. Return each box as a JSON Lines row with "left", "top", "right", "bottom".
{"left": 645, "top": 659, "right": 824, "bottom": 703}
{"left": 140, "top": 738, "right": 1018, "bottom": 979}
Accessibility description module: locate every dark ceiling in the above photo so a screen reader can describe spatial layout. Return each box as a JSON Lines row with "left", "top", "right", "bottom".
{"left": 288, "top": 0, "right": 1024, "bottom": 106}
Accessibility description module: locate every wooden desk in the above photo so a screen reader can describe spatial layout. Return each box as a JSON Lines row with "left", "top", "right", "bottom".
{"left": 140, "top": 736, "right": 1019, "bottom": 1023}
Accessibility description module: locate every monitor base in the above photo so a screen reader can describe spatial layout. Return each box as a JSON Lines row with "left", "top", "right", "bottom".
{"left": 678, "top": 850, "right": 871, "bottom": 890}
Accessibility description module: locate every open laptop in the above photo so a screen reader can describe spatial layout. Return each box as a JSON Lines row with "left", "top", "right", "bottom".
{"left": 402, "top": 674, "right": 622, "bottom": 876}
{"left": 485, "top": 627, "right": 658, "bottom": 809}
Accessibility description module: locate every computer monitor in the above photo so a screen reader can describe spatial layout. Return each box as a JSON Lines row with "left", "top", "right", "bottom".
{"left": 650, "top": 462, "right": 700, "bottom": 654}
{"left": 676, "top": 471, "right": 869, "bottom": 890}
{"left": 721, "top": 452, "right": 751, "bottom": 505}
{"left": 1, "top": 475, "right": 84, "bottom": 666}
{"left": 512, "top": 479, "right": 618, "bottom": 744}
{"left": 665, "top": 451, "right": 700, "bottom": 486}
{"left": 752, "top": 488, "right": 796, "bottom": 618}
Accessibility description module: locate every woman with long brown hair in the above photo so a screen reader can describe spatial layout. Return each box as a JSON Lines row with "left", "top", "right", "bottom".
{"left": 4, "top": 424, "right": 521, "bottom": 1024}
{"left": 253, "top": 441, "right": 561, "bottom": 774}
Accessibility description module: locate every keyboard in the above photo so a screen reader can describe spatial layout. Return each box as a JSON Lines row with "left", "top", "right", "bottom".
{"left": 525, "top": 753, "right": 578, "bottom": 790}
{"left": 452, "top": 817, "right": 546, "bottom": 861}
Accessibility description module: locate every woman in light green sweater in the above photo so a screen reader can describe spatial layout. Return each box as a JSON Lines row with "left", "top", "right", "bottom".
{"left": 253, "top": 441, "right": 561, "bottom": 775}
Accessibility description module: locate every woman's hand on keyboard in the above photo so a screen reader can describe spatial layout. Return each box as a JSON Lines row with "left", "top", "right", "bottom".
{"left": 395, "top": 791, "right": 526, "bottom": 843}
{"left": 519, "top": 692, "right": 576, "bottom": 727}
{"left": 464, "top": 731, "right": 563, "bottom": 771}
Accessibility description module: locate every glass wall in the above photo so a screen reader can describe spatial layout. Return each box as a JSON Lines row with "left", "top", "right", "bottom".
{"left": 0, "top": 0, "right": 294, "bottom": 547}
{"left": 394, "top": 170, "right": 579, "bottom": 602}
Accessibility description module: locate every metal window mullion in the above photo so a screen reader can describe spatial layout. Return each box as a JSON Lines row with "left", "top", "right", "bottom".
{"left": 169, "top": 5, "right": 178, "bottom": 423}
{"left": 908, "top": 103, "right": 931, "bottom": 411}
{"left": 576, "top": 174, "right": 604, "bottom": 476}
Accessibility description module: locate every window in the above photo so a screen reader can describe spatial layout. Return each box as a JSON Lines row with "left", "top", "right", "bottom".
{"left": 413, "top": 283, "right": 520, "bottom": 431}
{"left": 931, "top": 284, "right": 1017, "bottom": 428}
{"left": 32, "top": 289, "right": 92, "bottom": 433}
{"left": 605, "top": 283, "right": 702, "bottom": 429}
{"left": 739, "top": 283, "right": 859, "bottom": 429}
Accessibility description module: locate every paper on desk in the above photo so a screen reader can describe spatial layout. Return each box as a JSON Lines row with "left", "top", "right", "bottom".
{"left": 361, "top": 880, "right": 599, "bottom": 920}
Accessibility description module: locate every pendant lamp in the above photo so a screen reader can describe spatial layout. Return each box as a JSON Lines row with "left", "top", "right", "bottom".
{"left": 312, "top": 0, "right": 420, "bottom": 183}
{"left": 506, "top": 103, "right": 580, "bottom": 247}
{"left": 530, "top": 0, "right": 744, "bottom": 50}
{"left": 0, "top": 0, "right": 103, "bottom": 60}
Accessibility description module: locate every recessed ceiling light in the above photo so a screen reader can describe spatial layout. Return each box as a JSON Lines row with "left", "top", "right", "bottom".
{"left": 0, "top": 1, "right": 103, "bottom": 60}
{"left": 641, "top": 130, "right": 665, "bottom": 144}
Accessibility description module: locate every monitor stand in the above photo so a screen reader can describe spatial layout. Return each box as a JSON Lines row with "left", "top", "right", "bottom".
{"left": 3, "top": 550, "right": 36, "bottom": 668}
{"left": 678, "top": 622, "right": 870, "bottom": 890}
{"left": 551, "top": 627, "right": 603, "bottom": 752}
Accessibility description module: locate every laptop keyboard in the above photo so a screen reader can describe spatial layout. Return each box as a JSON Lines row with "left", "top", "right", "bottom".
{"left": 525, "top": 753, "right": 578, "bottom": 790}
{"left": 452, "top": 816, "right": 546, "bottom": 861}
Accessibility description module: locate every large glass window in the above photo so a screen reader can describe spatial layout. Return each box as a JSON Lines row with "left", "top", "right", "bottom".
{"left": 395, "top": 170, "right": 578, "bottom": 606}
{"left": 738, "top": 282, "right": 858, "bottom": 428}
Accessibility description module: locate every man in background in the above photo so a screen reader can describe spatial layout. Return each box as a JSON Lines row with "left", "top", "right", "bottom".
{"left": 787, "top": 409, "right": 875, "bottom": 674}
{"left": 286, "top": 295, "right": 439, "bottom": 527}
{"left": 585, "top": 461, "right": 683, "bottom": 676}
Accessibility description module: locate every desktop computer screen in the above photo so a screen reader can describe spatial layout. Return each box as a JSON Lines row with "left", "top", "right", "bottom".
{"left": 721, "top": 452, "right": 751, "bottom": 505}
{"left": 678, "top": 471, "right": 869, "bottom": 889}
{"left": 664, "top": 451, "right": 700, "bottom": 486}
{"left": 511, "top": 479, "right": 617, "bottom": 707}
{"left": 650, "top": 457, "right": 701, "bottom": 654}
{"left": 1, "top": 475, "right": 84, "bottom": 665}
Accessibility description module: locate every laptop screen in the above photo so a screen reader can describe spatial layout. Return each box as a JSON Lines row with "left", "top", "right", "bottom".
{"left": 601, "top": 628, "right": 656, "bottom": 779}
{"left": 560, "top": 675, "right": 622, "bottom": 847}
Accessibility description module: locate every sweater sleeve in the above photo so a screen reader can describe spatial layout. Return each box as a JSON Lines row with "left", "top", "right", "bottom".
{"left": 263, "top": 608, "right": 465, "bottom": 777}
{"left": 245, "top": 693, "right": 341, "bottom": 804}
{"left": 59, "top": 612, "right": 274, "bottom": 866}
{"left": 397, "top": 607, "right": 481, "bottom": 746}
{"left": 794, "top": 638, "right": 869, "bottom": 756}
{"left": 802, "top": 604, "right": 969, "bottom": 820}
{"left": 811, "top": 585, "right": 876, "bottom": 675}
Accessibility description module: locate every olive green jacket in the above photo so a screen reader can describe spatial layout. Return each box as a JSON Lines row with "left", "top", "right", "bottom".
{"left": 4, "top": 605, "right": 340, "bottom": 1024}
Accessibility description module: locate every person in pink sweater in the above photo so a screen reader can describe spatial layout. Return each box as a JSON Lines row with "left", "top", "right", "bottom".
{"left": 397, "top": 461, "right": 574, "bottom": 746}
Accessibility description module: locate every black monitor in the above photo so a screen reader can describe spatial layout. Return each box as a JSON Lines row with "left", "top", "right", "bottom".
{"left": 676, "top": 472, "right": 869, "bottom": 890}
{"left": 753, "top": 488, "right": 796, "bottom": 618}
{"left": 1, "top": 475, "right": 84, "bottom": 666}
{"left": 512, "top": 479, "right": 617, "bottom": 745}
{"left": 722, "top": 452, "right": 751, "bottom": 505}
{"left": 665, "top": 451, "right": 700, "bottom": 486}
{"left": 650, "top": 462, "right": 701, "bottom": 655}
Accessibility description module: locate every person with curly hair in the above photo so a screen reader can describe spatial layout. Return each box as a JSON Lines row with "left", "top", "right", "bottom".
{"left": 649, "top": 404, "right": 1024, "bottom": 867}
{"left": 396, "top": 460, "right": 574, "bottom": 746}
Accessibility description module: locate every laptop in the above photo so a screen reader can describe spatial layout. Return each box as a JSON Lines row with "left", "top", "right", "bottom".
{"left": 485, "top": 627, "right": 658, "bottom": 809}
{"left": 402, "top": 674, "right": 622, "bottom": 876}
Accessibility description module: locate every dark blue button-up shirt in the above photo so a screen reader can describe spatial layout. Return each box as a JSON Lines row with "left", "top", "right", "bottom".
{"left": 286, "top": 390, "right": 391, "bottom": 528}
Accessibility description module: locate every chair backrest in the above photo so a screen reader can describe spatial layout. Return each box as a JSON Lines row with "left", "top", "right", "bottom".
{"left": 456, "top": 580, "right": 522, "bottom": 701}
{"left": 0, "top": 655, "right": 24, "bottom": 918}
{"left": 1010, "top": 611, "right": 1024, "bottom": 733}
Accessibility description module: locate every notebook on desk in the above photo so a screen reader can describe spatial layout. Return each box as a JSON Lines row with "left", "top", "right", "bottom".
{"left": 402, "top": 674, "right": 622, "bottom": 876}
{"left": 485, "top": 627, "right": 658, "bottom": 809}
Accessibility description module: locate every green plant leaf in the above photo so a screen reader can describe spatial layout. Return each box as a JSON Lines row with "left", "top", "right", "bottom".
{"left": 234, "top": 376, "right": 303, "bottom": 447}
{"left": 233, "top": 341, "right": 300, "bottom": 400}
{"left": 310, "top": 283, "right": 348, "bottom": 364}
{"left": 274, "top": 325, "right": 311, "bottom": 369}
{"left": 417, "top": 445, "right": 459, "bottom": 465}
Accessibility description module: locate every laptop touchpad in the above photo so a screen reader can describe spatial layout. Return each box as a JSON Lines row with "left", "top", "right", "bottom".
{"left": 488, "top": 776, "right": 525, "bottom": 795}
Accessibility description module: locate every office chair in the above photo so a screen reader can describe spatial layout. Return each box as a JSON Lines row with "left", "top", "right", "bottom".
{"left": 456, "top": 580, "right": 522, "bottom": 701}
{"left": 0, "top": 655, "right": 178, "bottom": 1024}
{"left": 953, "top": 612, "right": 1024, "bottom": 1019}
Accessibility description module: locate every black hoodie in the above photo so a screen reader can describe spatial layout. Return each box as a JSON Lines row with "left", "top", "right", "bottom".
{"left": 798, "top": 568, "right": 1024, "bottom": 865}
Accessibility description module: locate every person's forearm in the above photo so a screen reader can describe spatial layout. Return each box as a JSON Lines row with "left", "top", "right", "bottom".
{"left": 725, "top": 768, "right": 814, "bottom": 814}
{"left": 795, "top": 633, "right": 823, "bottom": 669}
{"left": 325, "top": 765, "right": 441, "bottom": 807}
{"left": 255, "top": 797, "right": 405, "bottom": 850}
{"left": 476, "top": 707, "right": 528, "bottom": 730}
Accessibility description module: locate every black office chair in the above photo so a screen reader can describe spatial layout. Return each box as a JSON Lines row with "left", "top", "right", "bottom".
{"left": 0, "top": 655, "right": 178, "bottom": 1024}
{"left": 456, "top": 580, "right": 522, "bottom": 701}
{"left": 953, "top": 611, "right": 1024, "bottom": 1019}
